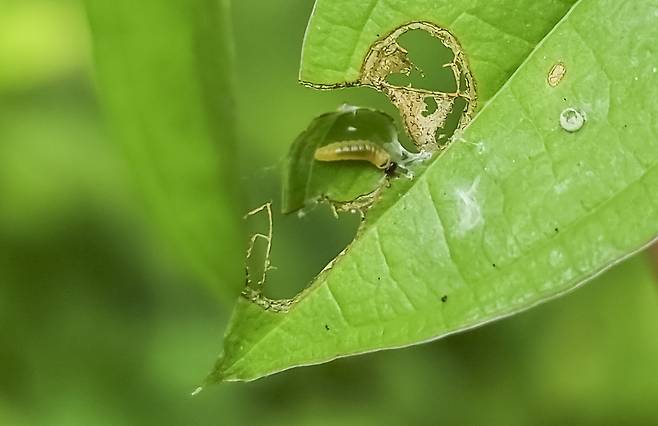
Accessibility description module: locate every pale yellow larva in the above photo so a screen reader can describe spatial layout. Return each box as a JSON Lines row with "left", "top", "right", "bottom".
{"left": 314, "top": 140, "right": 393, "bottom": 170}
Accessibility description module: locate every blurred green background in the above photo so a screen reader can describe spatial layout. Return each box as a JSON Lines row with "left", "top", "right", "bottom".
{"left": 1, "top": 0, "right": 658, "bottom": 425}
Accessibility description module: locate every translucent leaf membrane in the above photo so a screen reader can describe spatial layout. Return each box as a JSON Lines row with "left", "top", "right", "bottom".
{"left": 283, "top": 106, "right": 408, "bottom": 214}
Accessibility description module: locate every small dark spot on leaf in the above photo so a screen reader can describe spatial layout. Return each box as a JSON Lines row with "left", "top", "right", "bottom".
{"left": 563, "top": 97, "right": 567, "bottom": 101}
{"left": 492, "top": 263, "right": 497, "bottom": 268}
{"left": 377, "top": 276, "right": 381, "bottom": 281}
{"left": 441, "top": 295, "right": 448, "bottom": 303}
{"left": 325, "top": 324, "right": 330, "bottom": 331}
{"left": 555, "top": 227, "right": 559, "bottom": 233}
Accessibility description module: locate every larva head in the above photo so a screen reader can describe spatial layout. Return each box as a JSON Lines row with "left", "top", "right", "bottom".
{"left": 384, "top": 162, "right": 398, "bottom": 176}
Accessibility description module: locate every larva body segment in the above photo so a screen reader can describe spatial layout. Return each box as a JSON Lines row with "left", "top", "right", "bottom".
{"left": 314, "top": 140, "right": 392, "bottom": 170}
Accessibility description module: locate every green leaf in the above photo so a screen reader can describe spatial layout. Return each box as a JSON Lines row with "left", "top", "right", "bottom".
{"left": 282, "top": 106, "right": 401, "bottom": 214}
{"left": 84, "top": 0, "right": 242, "bottom": 299}
{"left": 210, "top": 0, "right": 658, "bottom": 382}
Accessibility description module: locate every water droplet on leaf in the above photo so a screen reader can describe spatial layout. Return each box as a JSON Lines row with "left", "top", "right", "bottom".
{"left": 560, "top": 108, "right": 586, "bottom": 133}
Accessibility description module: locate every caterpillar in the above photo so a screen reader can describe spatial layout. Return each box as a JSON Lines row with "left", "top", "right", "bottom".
{"left": 314, "top": 140, "right": 393, "bottom": 170}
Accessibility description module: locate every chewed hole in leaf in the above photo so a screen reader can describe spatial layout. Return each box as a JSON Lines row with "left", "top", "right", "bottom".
{"left": 243, "top": 201, "right": 361, "bottom": 302}
{"left": 300, "top": 22, "right": 476, "bottom": 152}
{"left": 384, "top": 29, "right": 458, "bottom": 93}
{"left": 360, "top": 22, "right": 476, "bottom": 151}
{"left": 422, "top": 97, "right": 439, "bottom": 117}
{"left": 438, "top": 96, "right": 469, "bottom": 147}
{"left": 241, "top": 202, "right": 292, "bottom": 311}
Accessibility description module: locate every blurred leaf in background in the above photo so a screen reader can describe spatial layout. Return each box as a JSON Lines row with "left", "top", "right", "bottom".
{"left": 1, "top": 0, "right": 658, "bottom": 425}
{"left": 0, "top": 0, "right": 90, "bottom": 92}
{"left": 84, "top": 0, "right": 243, "bottom": 300}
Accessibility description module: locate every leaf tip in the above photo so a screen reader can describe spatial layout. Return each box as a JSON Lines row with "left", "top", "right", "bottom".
{"left": 198, "top": 355, "right": 232, "bottom": 388}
